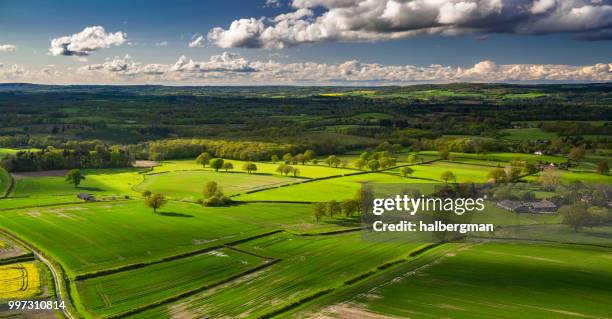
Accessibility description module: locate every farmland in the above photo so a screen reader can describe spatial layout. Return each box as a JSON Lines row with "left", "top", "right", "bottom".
{"left": 0, "top": 83, "right": 610, "bottom": 318}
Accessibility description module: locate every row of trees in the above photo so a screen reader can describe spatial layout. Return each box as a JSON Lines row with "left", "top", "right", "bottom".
{"left": 312, "top": 199, "right": 361, "bottom": 222}
{"left": 1, "top": 146, "right": 133, "bottom": 172}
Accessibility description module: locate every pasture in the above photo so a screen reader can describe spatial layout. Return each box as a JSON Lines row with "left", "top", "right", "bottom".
{"left": 326, "top": 243, "right": 612, "bottom": 319}
{"left": 136, "top": 170, "right": 298, "bottom": 200}
{"left": 129, "top": 232, "right": 424, "bottom": 319}
{"left": 0, "top": 201, "right": 319, "bottom": 276}
{"left": 75, "top": 248, "right": 267, "bottom": 317}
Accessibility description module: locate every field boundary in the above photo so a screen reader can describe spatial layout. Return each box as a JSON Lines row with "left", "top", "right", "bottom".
{"left": 1, "top": 170, "right": 15, "bottom": 198}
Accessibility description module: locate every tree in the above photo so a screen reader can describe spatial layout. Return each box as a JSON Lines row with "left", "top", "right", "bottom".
{"left": 195, "top": 152, "right": 211, "bottom": 167}
{"left": 327, "top": 200, "right": 341, "bottom": 218}
{"left": 283, "top": 165, "right": 294, "bottom": 176}
{"left": 325, "top": 155, "right": 341, "bottom": 168}
{"left": 65, "top": 169, "right": 86, "bottom": 187}
{"left": 295, "top": 154, "right": 307, "bottom": 165}
{"left": 354, "top": 159, "right": 367, "bottom": 170}
{"left": 440, "top": 171, "right": 456, "bottom": 184}
{"left": 400, "top": 166, "right": 414, "bottom": 178}
{"left": 222, "top": 162, "right": 234, "bottom": 172}
{"left": 341, "top": 199, "right": 360, "bottom": 217}
{"left": 568, "top": 146, "right": 586, "bottom": 163}
{"left": 292, "top": 167, "right": 300, "bottom": 177}
{"left": 560, "top": 203, "right": 590, "bottom": 232}
{"left": 407, "top": 153, "right": 422, "bottom": 164}
{"left": 439, "top": 149, "right": 450, "bottom": 160}
{"left": 276, "top": 164, "right": 287, "bottom": 175}
{"left": 141, "top": 190, "right": 152, "bottom": 198}
{"left": 282, "top": 153, "right": 293, "bottom": 164}
{"left": 203, "top": 181, "right": 220, "bottom": 198}
{"left": 304, "top": 150, "right": 316, "bottom": 162}
{"left": 210, "top": 158, "right": 224, "bottom": 172}
{"left": 539, "top": 169, "right": 561, "bottom": 191}
{"left": 312, "top": 202, "right": 327, "bottom": 223}
{"left": 367, "top": 159, "right": 380, "bottom": 171}
{"left": 360, "top": 151, "right": 371, "bottom": 161}
{"left": 242, "top": 162, "right": 257, "bottom": 174}
{"left": 487, "top": 168, "right": 507, "bottom": 183}
{"left": 597, "top": 161, "right": 609, "bottom": 175}
{"left": 145, "top": 193, "right": 167, "bottom": 213}
{"left": 271, "top": 154, "right": 279, "bottom": 163}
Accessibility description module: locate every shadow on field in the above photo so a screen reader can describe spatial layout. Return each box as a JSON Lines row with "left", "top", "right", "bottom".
{"left": 158, "top": 212, "right": 194, "bottom": 218}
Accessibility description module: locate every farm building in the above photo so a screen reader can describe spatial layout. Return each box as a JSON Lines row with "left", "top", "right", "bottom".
{"left": 77, "top": 193, "right": 96, "bottom": 202}
{"left": 527, "top": 200, "right": 557, "bottom": 213}
{"left": 497, "top": 199, "right": 557, "bottom": 214}
{"left": 497, "top": 200, "right": 529, "bottom": 213}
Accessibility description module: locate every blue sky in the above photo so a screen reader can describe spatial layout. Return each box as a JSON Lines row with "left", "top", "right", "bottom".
{"left": 0, "top": 0, "right": 611, "bottom": 84}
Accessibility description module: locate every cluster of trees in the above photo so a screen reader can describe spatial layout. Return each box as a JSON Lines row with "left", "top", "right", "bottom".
{"left": 273, "top": 150, "right": 316, "bottom": 165}
{"left": 312, "top": 199, "right": 361, "bottom": 222}
{"left": 560, "top": 202, "right": 611, "bottom": 232}
{"left": 276, "top": 164, "right": 300, "bottom": 177}
{"left": 148, "top": 139, "right": 304, "bottom": 162}
{"left": 1, "top": 146, "right": 133, "bottom": 172}
{"left": 196, "top": 153, "right": 258, "bottom": 174}
{"left": 354, "top": 151, "right": 397, "bottom": 171}
{"left": 487, "top": 160, "right": 539, "bottom": 183}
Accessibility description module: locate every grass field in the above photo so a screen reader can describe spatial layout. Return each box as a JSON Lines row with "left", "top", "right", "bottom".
{"left": 328, "top": 243, "right": 612, "bottom": 319}
{"left": 75, "top": 248, "right": 267, "bottom": 317}
{"left": 0, "top": 167, "right": 10, "bottom": 197}
{"left": 152, "top": 159, "right": 357, "bottom": 179}
{"left": 10, "top": 168, "right": 143, "bottom": 198}
{"left": 129, "top": 232, "right": 423, "bottom": 319}
{"left": 234, "top": 172, "right": 434, "bottom": 202}
{"left": 500, "top": 128, "right": 558, "bottom": 141}
{"left": 389, "top": 161, "right": 493, "bottom": 182}
{"left": 0, "top": 201, "right": 323, "bottom": 276}
{"left": 418, "top": 151, "right": 567, "bottom": 164}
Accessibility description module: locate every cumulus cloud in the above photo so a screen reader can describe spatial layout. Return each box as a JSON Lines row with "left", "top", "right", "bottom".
{"left": 155, "top": 41, "right": 168, "bottom": 46}
{"left": 207, "top": 0, "right": 612, "bottom": 49}
{"left": 0, "top": 44, "right": 17, "bottom": 52}
{"left": 67, "top": 52, "right": 612, "bottom": 84}
{"left": 188, "top": 34, "right": 206, "bottom": 47}
{"left": 2, "top": 52, "right": 610, "bottom": 84}
{"left": 49, "top": 26, "right": 127, "bottom": 56}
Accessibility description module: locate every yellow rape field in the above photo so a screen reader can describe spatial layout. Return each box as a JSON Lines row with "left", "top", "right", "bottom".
{"left": 0, "top": 262, "right": 41, "bottom": 299}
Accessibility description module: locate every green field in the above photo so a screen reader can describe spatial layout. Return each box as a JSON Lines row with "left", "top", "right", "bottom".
{"left": 136, "top": 170, "right": 299, "bottom": 200}
{"left": 129, "top": 232, "right": 423, "bottom": 319}
{"left": 500, "top": 128, "right": 558, "bottom": 141}
{"left": 326, "top": 243, "right": 612, "bottom": 319}
{"left": 234, "top": 172, "right": 432, "bottom": 202}
{"left": 418, "top": 151, "right": 568, "bottom": 164}
{"left": 75, "top": 248, "right": 267, "bottom": 317}
{"left": 0, "top": 167, "right": 10, "bottom": 197}
{"left": 0, "top": 201, "right": 318, "bottom": 276}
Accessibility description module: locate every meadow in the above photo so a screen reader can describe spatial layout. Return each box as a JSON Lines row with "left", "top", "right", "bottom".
{"left": 316, "top": 243, "right": 612, "bottom": 319}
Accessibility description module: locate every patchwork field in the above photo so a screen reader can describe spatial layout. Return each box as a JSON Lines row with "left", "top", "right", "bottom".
{"left": 0, "top": 147, "right": 610, "bottom": 319}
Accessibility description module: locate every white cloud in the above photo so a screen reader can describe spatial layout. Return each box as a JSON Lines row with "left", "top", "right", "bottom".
{"left": 207, "top": 0, "right": 612, "bottom": 49}
{"left": 265, "top": 0, "right": 283, "bottom": 7}
{"left": 0, "top": 44, "right": 17, "bottom": 52}
{"left": 188, "top": 34, "right": 206, "bottom": 47}
{"left": 155, "top": 41, "right": 168, "bottom": 46}
{"left": 49, "top": 26, "right": 127, "bottom": 56}
{"left": 61, "top": 52, "right": 612, "bottom": 84}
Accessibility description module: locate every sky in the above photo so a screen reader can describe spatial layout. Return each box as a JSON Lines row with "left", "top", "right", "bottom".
{"left": 0, "top": 0, "right": 611, "bottom": 85}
